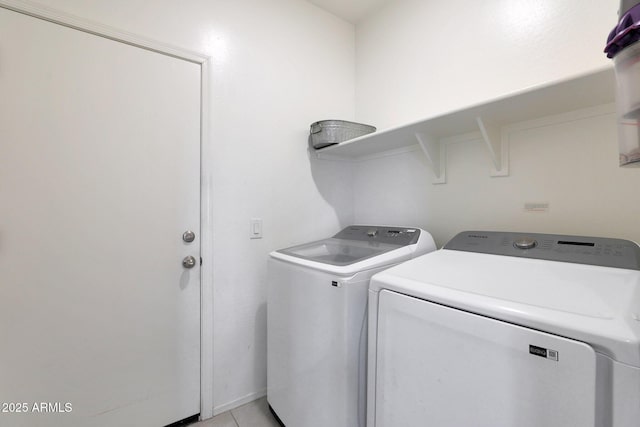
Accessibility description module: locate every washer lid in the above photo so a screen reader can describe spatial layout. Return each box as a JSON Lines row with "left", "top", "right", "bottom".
{"left": 271, "top": 225, "right": 426, "bottom": 275}
{"left": 277, "top": 238, "right": 399, "bottom": 266}
{"left": 276, "top": 225, "right": 421, "bottom": 266}
{"left": 370, "top": 248, "right": 640, "bottom": 367}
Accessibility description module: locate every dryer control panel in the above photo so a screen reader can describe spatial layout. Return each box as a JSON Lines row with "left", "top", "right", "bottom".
{"left": 445, "top": 231, "right": 640, "bottom": 270}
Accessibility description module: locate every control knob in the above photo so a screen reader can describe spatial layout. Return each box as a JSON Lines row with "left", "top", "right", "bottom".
{"left": 514, "top": 236, "right": 537, "bottom": 250}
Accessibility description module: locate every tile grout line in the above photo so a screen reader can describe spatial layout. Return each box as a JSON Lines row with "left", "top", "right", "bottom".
{"left": 229, "top": 409, "right": 240, "bottom": 427}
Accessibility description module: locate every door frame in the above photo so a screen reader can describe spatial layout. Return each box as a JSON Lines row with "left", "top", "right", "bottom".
{"left": 0, "top": 0, "right": 215, "bottom": 420}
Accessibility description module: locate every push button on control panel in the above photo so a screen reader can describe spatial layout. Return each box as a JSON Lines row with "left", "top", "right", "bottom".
{"left": 514, "top": 236, "right": 537, "bottom": 250}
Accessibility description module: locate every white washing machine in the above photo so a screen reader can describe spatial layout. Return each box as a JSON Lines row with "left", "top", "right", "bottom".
{"left": 367, "top": 231, "right": 640, "bottom": 427}
{"left": 267, "top": 225, "right": 436, "bottom": 427}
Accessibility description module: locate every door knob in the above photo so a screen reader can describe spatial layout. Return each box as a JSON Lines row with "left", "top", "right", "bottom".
{"left": 182, "top": 256, "right": 197, "bottom": 269}
{"left": 183, "top": 230, "right": 196, "bottom": 243}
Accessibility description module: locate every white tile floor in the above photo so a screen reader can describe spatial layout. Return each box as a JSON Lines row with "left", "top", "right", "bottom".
{"left": 190, "top": 398, "right": 281, "bottom": 427}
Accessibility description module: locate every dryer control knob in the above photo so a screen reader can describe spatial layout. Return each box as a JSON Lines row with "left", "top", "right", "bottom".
{"left": 367, "top": 229, "right": 378, "bottom": 237}
{"left": 514, "top": 237, "right": 537, "bottom": 250}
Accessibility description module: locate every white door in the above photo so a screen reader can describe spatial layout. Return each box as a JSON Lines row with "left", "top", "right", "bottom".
{"left": 0, "top": 7, "right": 201, "bottom": 427}
{"left": 374, "top": 290, "right": 597, "bottom": 427}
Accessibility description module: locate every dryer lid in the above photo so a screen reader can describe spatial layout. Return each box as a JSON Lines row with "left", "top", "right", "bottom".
{"left": 370, "top": 247, "right": 640, "bottom": 367}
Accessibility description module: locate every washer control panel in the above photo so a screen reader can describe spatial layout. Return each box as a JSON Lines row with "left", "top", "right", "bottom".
{"left": 444, "top": 231, "right": 640, "bottom": 270}
{"left": 333, "top": 225, "right": 420, "bottom": 246}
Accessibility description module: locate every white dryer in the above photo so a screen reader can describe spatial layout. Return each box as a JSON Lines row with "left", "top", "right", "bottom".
{"left": 267, "top": 225, "right": 436, "bottom": 427}
{"left": 367, "top": 231, "right": 640, "bottom": 427}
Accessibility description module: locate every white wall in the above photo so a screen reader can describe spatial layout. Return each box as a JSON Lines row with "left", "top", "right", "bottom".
{"left": 29, "top": 0, "right": 356, "bottom": 414}
{"left": 356, "top": 0, "right": 617, "bottom": 129}
{"left": 353, "top": 0, "right": 640, "bottom": 247}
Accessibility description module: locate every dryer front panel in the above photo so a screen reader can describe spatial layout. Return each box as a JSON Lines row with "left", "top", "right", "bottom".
{"left": 373, "top": 290, "right": 598, "bottom": 427}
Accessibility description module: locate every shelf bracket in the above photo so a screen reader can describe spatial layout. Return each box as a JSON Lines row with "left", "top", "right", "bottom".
{"left": 476, "top": 116, "right": 509, "bottom": 177}
{"left": 415, "top": 132, "right": 446, "bottom": 184}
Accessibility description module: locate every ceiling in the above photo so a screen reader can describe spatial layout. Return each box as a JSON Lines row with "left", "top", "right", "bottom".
{"left": 305, "top": 0, "right": 393, "bottom": 23}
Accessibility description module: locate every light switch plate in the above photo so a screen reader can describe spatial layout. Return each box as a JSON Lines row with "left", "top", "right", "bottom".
{"left": 250, "top": 218, "right": 263, "bottom": 239}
